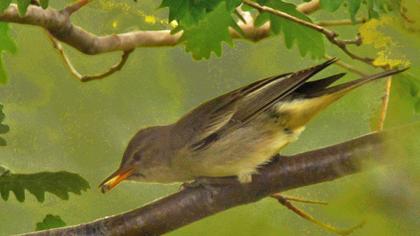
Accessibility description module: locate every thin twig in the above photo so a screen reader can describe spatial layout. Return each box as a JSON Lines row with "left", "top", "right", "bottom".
{"left": 46, "top": 32, "right": 134, "bottom": 82}
{"left": 317, "top": 18, "right": 368, "bottom": 27}
{"left": 375, "top": 78, "right": 392, "bottom": 131}
{"left": 340, "top": 34, "right": 362, "bottom": 46}
{"left": 272, "top": 194, "right": 365, "bottom": 236}
{"left": 242, "top": 0, "right": 379, "bottom": 68}
{"left": 324, "top": 55, "right": 367, "bottom": 76}
{"left": 278, "top": 194, "right": 328, "bottom": 205}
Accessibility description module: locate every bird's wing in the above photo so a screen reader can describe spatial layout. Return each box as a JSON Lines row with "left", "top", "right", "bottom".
{"left": 174, "top": 59, "right": 337, "bottom": 151}
{"left": 231, "top": 58, "right": 337, "bottom": 124}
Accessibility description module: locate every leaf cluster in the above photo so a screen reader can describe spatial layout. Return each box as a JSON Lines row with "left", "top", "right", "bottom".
{"left": 160, "top": 0, "right": 241, "bottom": 59}
{"left": 320, "top": 0, "right": 395, "bottom": 22}
{"left": 0, "top": 104, "right": 9, "bottom": 145}
{"left": 35, "top": 214, "right": 66, "bottom": 231}
{"left": 0, "top": 23, "right": 16, "bottom": 84}
{"left": 0, "top": 169, "right": 90, "bottom": 202}
{"left": 255, "top": 0, "right": 324, "bottom": 58}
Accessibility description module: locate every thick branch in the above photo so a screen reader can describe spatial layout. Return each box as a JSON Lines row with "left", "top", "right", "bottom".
{"left": 0, "top": 4, "right": 182, "bottom": 54}
{"left": 0, "top": 4, "right": 271, "bottom": 55}
{"left": 21, "top": 122, "right": 417, "bottom": 236}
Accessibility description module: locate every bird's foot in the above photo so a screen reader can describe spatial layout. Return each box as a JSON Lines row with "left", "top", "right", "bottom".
{"left": 180, "top": 176, "right": 238, "bottom": 192}
{"left": 271, "top": 193, "right": 365, "bottom": 236}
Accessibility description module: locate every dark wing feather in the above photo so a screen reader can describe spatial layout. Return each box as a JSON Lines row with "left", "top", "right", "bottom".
{"left": 173, "top": 59, "right": 337, "bottom": 151}
{"left": 294, "top": 73, "right": 346, "bottom": 97}
{"left": 232, "top": 58, "right": 338, "bottom": 124}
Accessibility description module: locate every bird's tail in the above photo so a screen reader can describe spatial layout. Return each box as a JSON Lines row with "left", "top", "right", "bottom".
{"left": 283, "top": 67, "right": 408, "bottom": 130}
{"left": 307, "top": 68, "right": 408, "bottom": 98}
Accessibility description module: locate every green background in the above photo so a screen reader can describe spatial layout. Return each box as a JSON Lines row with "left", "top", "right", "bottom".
{"left": 1, "top": 0, "right": 419, "bottom": 235}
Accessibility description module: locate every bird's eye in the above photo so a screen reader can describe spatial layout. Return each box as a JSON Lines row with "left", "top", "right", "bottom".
{"left": 133, "top": 153, "right": 142, "bottom": 162}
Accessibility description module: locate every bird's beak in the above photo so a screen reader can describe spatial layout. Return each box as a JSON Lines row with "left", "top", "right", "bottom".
{"left": 99, "top": 167, "right": 134, "bottom": 193}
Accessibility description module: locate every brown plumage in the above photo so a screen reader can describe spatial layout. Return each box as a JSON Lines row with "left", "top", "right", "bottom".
{"left": 100, "top": 59, "right": 407, "bottom": 192}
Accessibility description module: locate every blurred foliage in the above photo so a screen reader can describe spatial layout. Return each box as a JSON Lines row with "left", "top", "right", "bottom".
{"left": 0, "top": 168, "right": 90, "bottom": 202}
{"left": 35, "top": 214, "right": 66, "bottom": 231}
{"left": 255, "top": 0, "right": 324, "bottom": 58}
{"left": 0, "top": 23, "right": 16, "bottom": 84}
{"left": 359, "top": 16, "right": 410, "bottom": 68}
{"left": 320, "top": 0, "right": 394, "bottom": 21}
{"left": 0, "top": 104, "right": 9, "bottom": 146}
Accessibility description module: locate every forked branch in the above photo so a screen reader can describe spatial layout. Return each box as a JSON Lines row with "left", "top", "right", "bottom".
{"left": 242, "top": 0, "right": 378, "bottom": 68}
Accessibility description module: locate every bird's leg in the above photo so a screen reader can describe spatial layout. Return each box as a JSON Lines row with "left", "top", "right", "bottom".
{"left": 271, "top": 193, "right": 365, "bottom": 236}
{"left": 180, "top": 176, "right": 239, "bottom": 190}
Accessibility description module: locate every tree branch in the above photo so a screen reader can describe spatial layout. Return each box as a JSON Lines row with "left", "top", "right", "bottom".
{"left": 0, "top": 4, "right": 182, "bottom": 54}
{"left": 0, "top": 2, "right": 382, "bottom": 82}
{"left": 0, "top": 4, "right": 273, "bottom": 55}
{"left": 375, "top": 78, "right": 392, "bottom": 131}
{"left": 46, "top": 32, "right": 134, "bottom": 82}
{"left": 325, "top": 55, "right": 367, "bottom": 76}
{"left": 317, "top": 18, "right": 368, "bottom": 27}
{"left": 21, "top": 122, "right": 418, "bottom": 236}
{"left": 242, "top": 0, "right": 380, "bottom": 68}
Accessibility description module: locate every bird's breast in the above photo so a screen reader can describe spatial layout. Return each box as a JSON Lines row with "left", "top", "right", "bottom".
{"left": 176, "top": 110, "right": 305, "bottom": 178}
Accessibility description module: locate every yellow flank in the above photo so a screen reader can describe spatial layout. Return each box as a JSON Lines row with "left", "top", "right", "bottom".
{"left": 276, "top": 94, "right": 343, "bottom": 130}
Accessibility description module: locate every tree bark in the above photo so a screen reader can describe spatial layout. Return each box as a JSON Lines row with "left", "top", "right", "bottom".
{"left": 0, "top": 0, "right": 321, "bottom": 55}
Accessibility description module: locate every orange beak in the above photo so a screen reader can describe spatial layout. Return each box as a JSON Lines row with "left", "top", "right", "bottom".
{"left": 99, "top": 167, "right": 134, "bottom": 193}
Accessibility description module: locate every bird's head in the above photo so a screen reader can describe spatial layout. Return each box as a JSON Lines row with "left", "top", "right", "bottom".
{"left": 99, "top": 126, "right": 168, "bottom": 193}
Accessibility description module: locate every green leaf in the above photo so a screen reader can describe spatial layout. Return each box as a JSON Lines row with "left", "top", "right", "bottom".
{"left": 0, "top": 23, "right": 17, "bottom": 84}
{"left": 0, "top": 124, "right": 9, "bottom": 134}
{"left": 225, "top": 0, "right": 241, "bottom": 11}
{"left": 182, "top": 2, "right": 236, "bottom": 59}
{"left": 0, "top": 170, "right": 90, "bottom": 202}
{"left": 348, "top": 0, "right": 362, "bottom": 22}
{"left": 160, "top": 0, "right": 219, "bottom": 28}
{"left": 160, "top": 0, "right": 241, "bottom": 28}
{"left": 320, "top": 0, "right": 344, "bottom": 12}
{"left": 255, "top": 0, "right": 324, "bottom": 58}
{"left": 36, "top": 214, "right": 66, "bottom": 231}
{"left": 319, "top": 0, "right": 392, "bottom": 20}
{"left": 385, "top": 70, "right": 420, "bottom": 128}
{"left": 0, "top": 0, "right": 12, "bottom": 12}
{"left": 0, "top": 104, "right": 9, "bottom": 146}
{"left": 39, "top": 0, "right": 49, "bottom": 9}
{"left": 0, "top": 165, "right": 11, "bottom": 177}
{"left": 17, "top": 0, "right": 31, "bottom": 15}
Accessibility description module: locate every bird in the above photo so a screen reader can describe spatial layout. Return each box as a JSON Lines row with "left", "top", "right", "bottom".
{"left": 99, "top": 58, "right": 406, "bottom": 193}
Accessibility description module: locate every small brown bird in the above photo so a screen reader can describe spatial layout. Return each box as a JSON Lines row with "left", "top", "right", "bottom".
{"left": 100, "top": 59, "right": 405, "bottom": 192}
